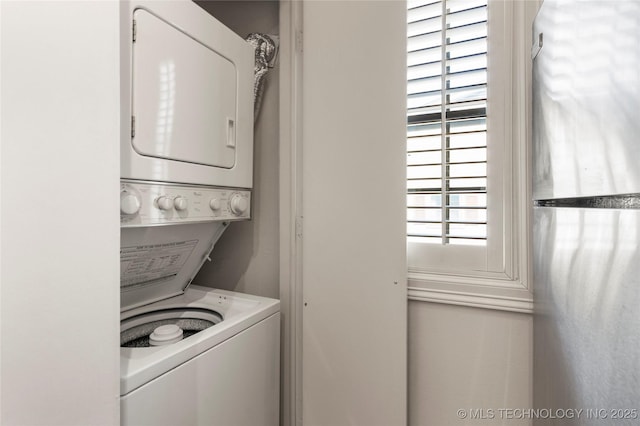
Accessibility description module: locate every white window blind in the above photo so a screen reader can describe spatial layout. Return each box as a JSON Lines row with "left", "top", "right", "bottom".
{"left": 407, "top": 0, "right": 488, "bottom": 246}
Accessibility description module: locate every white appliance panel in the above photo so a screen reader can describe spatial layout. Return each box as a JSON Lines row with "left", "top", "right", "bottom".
{"left": 121, "top": 0, "right": 254, "bottom": 188}
{"left": 132, "top": 9, "right": 237, "bottom": 169}
{"left": 121, "top": 313, "right": 280, "bottom": 426}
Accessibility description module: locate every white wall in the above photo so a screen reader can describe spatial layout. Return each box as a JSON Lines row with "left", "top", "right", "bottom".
{"left": 409, "top": 302, "right": 533, "bottom": 426}
{"left": 194, "top": 1, "right": 280, "bottom": 300}
{"left": 0, "top": 1, "right": 120, "bottom": 424}
{"left": 300, "top": 1, "right": 407, "bottom": 425}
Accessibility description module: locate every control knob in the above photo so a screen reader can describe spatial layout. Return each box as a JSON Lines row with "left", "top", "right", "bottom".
{"left": 229, "top": 194, "right": 248, "bottom": 216}
{"left": 209, "top": 198, "right": 222, "bottom": 211}
{"left": 120, "top": 191, "right": 141, "bottom": 215}
{"left": 156, "top": 196, "right": 173, "bottom": 211}
{"left": 173, "top": 196, "right": 188, "bottom": 211}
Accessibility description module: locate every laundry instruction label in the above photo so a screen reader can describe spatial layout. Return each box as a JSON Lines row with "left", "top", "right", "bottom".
{"left": 120, "top": 239, "right": 198, "bottom": 289}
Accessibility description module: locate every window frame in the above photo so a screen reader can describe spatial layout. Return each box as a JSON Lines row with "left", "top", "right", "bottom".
{"left": 407, "top": 0, "right": 535, "bottom": 309}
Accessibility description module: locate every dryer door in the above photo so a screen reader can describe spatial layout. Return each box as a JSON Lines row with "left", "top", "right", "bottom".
{"left": 132, "top": 9, "right": 237, "bottom": 169}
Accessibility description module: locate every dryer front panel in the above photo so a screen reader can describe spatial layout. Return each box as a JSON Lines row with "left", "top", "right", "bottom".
{"left": 121, "top": 1, "right": 254, "bottom": 189}
{"left": 132, "top": 9, "right": 237, "bottom": 169}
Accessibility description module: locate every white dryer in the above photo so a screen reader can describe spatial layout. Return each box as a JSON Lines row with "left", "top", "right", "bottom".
{"left": 118, "top": 2, "right": 277, "bottom": 425}
{"left": 120, "top": 0, "right": 254, "bottom": 188}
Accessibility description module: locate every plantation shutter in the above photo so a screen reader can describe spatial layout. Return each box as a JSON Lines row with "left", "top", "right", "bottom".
{"left": 407, "top": 0, "right": 488, "bottom": 246}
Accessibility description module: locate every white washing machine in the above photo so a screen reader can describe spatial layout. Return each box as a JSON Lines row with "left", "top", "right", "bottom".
{"left": 120, "top": 284, "right": 280, "bottom": 426}
{"left": 118, "top": 2, "right": 278, "bottom": 425}
{"left": 119, "top": 184, "right": 280, "bottom": 426}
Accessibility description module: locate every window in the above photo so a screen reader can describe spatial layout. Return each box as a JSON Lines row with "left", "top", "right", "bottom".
{"left": 407, "top": 0, "right": 488, "bottom": 247}
{"left": 407, "top": 0, "right": 517, "bottom": 278}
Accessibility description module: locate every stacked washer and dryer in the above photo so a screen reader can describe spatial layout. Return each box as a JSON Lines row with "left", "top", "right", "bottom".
{"left": 118, "top": 1, "right": 280, "bottom": 425}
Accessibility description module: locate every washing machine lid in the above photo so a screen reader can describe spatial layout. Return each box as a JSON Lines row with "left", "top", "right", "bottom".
{"left": 120, "top": 222, "right": 227, "bottom": 312}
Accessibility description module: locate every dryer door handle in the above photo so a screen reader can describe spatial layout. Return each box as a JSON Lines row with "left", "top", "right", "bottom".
{"left": 226, "top": 118, "right": 236, "bottom": 148}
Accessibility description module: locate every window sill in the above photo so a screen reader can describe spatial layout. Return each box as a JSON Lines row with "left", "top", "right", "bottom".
{"left": 408, "top": 272, "right": 533, "bottom": 314}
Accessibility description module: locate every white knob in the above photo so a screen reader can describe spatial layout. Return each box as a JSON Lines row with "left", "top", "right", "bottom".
{"left": 229, "top": 194, "right": 248, "bottom": 215}
{"left": 209, "top": 198, "right": 221, "bottom": 211}
{"left": 120, "top": 191, "right": 141, "bottom": 215}
{"left": 174, "top": 196, "right": 188, "bottom": 211}
{"left": 156, "top": 196, "right": 173, "bottom": 211}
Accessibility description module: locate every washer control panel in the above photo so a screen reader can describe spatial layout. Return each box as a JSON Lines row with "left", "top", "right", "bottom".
{"left": 120, "top": 180, "right": 250, "bottom": 226}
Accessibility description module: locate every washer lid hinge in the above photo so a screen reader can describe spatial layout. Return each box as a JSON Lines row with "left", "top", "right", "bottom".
{"left": 131, "top": 116, "right": 136, "bottom": 138}
{"left": 295, "top": 216, "right": 303, "bottom": 238}
{"left": 132, "top": 20, "right": 137, "bottom": 43}
{"left": 295, "top": 30, "right": 303, "bottom": 54}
